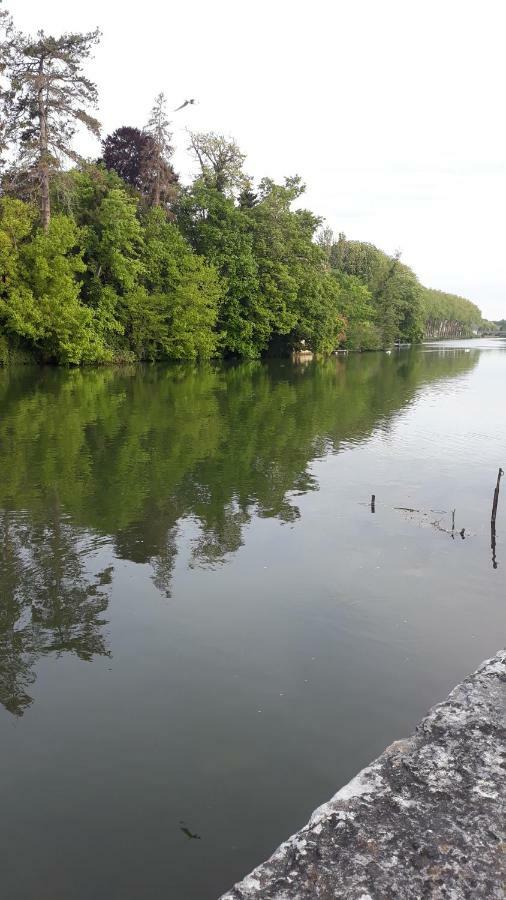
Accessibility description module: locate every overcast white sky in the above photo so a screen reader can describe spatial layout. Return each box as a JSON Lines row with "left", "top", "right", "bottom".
{"left": 12, "top": 0, "right": 506, "bottom": 319}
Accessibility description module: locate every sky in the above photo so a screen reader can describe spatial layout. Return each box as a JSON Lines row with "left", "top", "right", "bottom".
{"left": 12, "top": 0, "right": 506, "bottom": 319}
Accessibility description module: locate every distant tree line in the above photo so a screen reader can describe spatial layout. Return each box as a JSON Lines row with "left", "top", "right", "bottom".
{"left": 422, "top": 289, "right": 483, "bottom": 339}
{"left": 0, "top": 8, "right": 486, "bottom": 365}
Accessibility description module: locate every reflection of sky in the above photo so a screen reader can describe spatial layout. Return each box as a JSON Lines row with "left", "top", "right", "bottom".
{"left": 378, "top": 350, "right": 505, "bottom": 468}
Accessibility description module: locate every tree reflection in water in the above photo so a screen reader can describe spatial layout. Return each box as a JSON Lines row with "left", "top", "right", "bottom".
{"left": 0, "top": 350, "right": 478, "bottom": 714}
{"left": 0, "top": 507, "right": 112, "bottom": 716}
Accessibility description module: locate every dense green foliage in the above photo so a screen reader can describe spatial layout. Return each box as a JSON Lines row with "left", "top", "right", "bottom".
{"left": 0, "top": 185, "right": 223, "bottom": 363}
{"left": 329, "top": 235, "right": 425, "bottom": 348}
{"left": 0, "top": 9, "right": 487, "bottom": 364}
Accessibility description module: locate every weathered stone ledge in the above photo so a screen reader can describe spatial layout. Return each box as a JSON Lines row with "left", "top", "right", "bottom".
{"left": 220, "top": 651, "right": 506, "bottom": 899}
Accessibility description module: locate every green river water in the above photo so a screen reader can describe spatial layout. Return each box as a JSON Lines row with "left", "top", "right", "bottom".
{"left": 0, "top": 339, "right": 504, "bottom": 899}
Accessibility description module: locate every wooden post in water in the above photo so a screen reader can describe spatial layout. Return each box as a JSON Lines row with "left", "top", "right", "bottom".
{"left": 371, "top": 494, "right": 376, "bottom": 514}
{"left": 491, "top": 467, "right": 503, "bottom": 569}
{"left": 491, "top": 468, "right": 503, "bottom": 524}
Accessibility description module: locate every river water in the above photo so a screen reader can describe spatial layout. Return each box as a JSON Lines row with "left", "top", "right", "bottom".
{"left": 0, "top": 339, "right": 505, "bottom": 899}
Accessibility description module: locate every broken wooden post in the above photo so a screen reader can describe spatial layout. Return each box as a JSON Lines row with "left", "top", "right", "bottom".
{"left": 491, "top": 468, "right": 503, "bottom": 524}
{"left": 491, "top": 467, "right": 503, "bottom": 569}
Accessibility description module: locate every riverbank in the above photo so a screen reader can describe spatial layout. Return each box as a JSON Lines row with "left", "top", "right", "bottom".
{"left": 221, "top": 650, "right": 506, "bottom": 900}
{"left": 2, "top": 335, "right": 498, "bottom": 368}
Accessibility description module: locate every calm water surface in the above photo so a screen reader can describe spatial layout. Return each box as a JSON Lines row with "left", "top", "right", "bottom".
{"left": 1, "top": 340, "right": 505, "bottom": 899}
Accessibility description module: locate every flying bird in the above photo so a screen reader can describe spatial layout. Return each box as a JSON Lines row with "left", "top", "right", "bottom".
{"left": 174, "top": 99, "right": 197, "bottom": 111}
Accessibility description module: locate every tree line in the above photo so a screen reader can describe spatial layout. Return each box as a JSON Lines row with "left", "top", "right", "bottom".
{"left": 422, "top": 289, "right": 483, "bottom": 340}
{"left": 0, "top": 8, "right": 485, "bottom": 365}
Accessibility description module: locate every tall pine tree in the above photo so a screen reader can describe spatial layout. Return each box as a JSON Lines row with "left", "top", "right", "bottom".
{"left": 3, "top": 26, "right": 100, "bottom": 228}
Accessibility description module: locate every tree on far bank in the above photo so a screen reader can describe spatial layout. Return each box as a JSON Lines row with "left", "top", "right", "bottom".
{"left": 102, "top": 126, "right": 151, "bottom": 191}
{"left": 330, "top": 235, "right": 424, "bottom": 345}
{"left": 102, "top": 108, "right": 178, "bottom": 209}
{"left": 189, "top": 131, "right": 248, "bottom": 195}
{"left": 144, "top": 92, "right": 177, "bottom": 207}
{"left": 0, "top": 3, "right": 13, "bottom": 161}
{"left": 2, "top": 25, "right": 100, "bottom": 229}
{"left": 316, "top": 225, "right": 334, "bottom": 267}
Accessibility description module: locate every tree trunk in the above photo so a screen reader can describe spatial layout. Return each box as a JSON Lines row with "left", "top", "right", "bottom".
{"left": 153, "top": 164, "right": 160, "bottom": 207}
{"left": 40, "top": 159, "right": 50, "bottom": 231}
{"left": 37, "top": 62, "right": 50, "bottom": 230}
